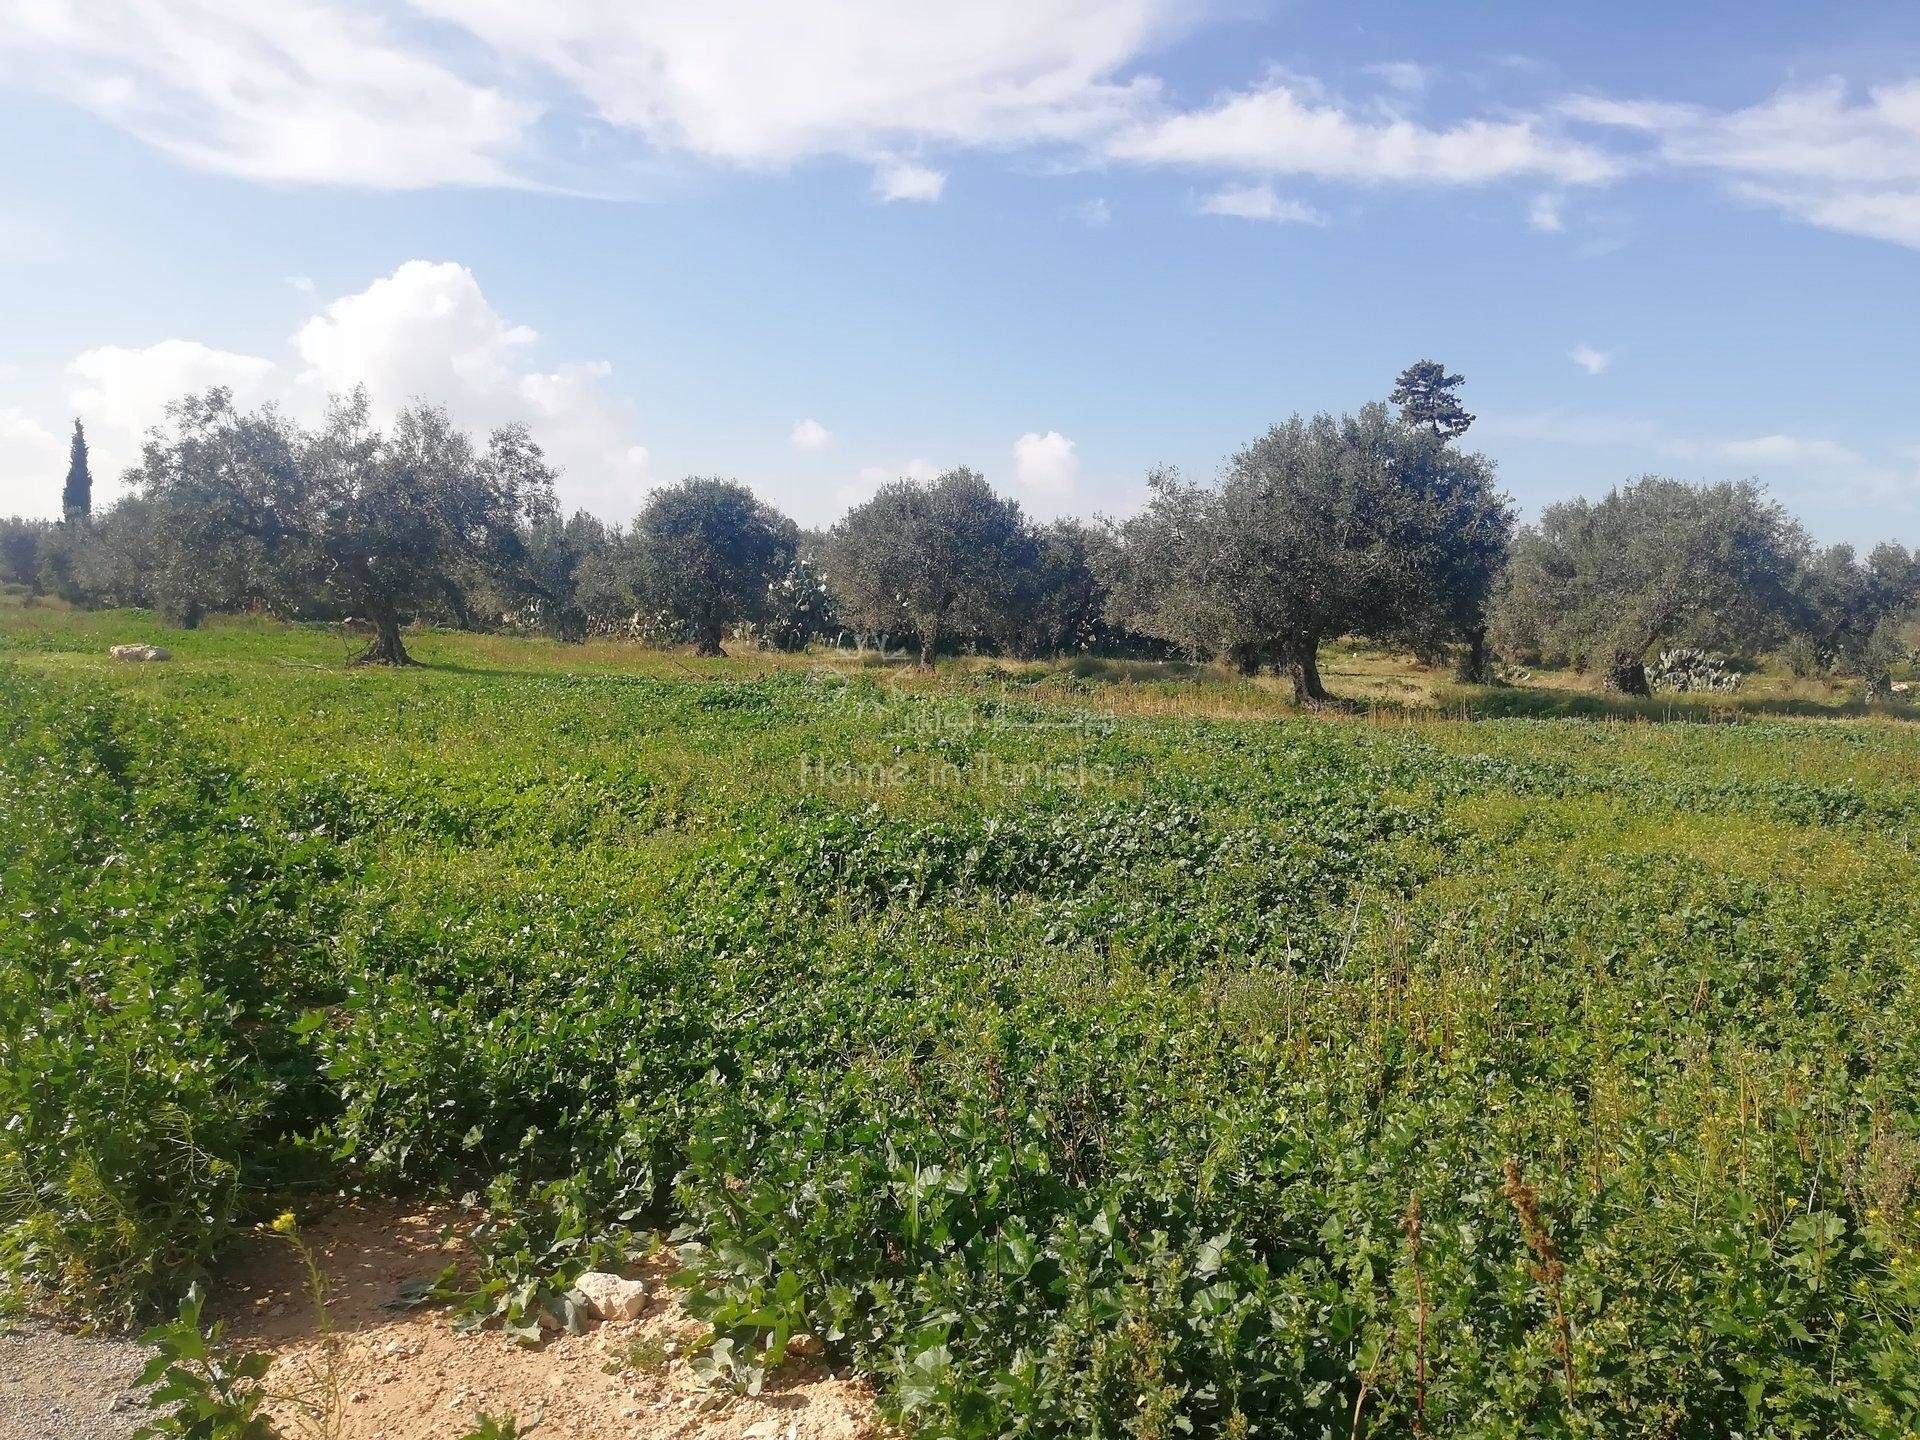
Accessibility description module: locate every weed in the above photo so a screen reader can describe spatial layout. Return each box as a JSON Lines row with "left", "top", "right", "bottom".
{"left": 132, "top": 1286, "right": 277, "bottom": 1440}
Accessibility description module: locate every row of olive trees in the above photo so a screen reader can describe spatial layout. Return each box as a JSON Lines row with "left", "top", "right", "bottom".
{"left": 4, "top": 372, "right": 1917, "bottom": 695}
{"left": 1494, "top": 479, "right": 1920, "bottom": 695}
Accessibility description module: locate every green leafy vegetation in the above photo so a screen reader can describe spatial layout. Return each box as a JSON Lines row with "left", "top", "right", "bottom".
{"left": 132, "top": 1287, "right": 277, "bottom": 1440}
{"left": 5, "top": 608, "right": 1920, "bottom": 1437}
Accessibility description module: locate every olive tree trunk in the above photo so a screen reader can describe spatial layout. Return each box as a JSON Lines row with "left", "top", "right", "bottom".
{"left": 1602, "top": 651, "right": 1650, "bottom": 696}
{"left": 1282, "top": 633, "right": 1329, "bottom": 706}
{"left": 354, "top": 613, "right": 414, "bottom": 666}
{"left": 1453, "top": 626, "right": 1492, "bottom": 684}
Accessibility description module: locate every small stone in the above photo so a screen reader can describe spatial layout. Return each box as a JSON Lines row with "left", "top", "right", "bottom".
{"left": 571, "top": 1271, "right": 649, "bottom": 1322}
{"left": 108, "top": 643, "right": 172, "bottom": 662}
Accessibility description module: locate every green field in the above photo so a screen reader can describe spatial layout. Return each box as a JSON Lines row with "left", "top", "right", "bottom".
{"left": 4, "top": 604, "right": 1919, "bottom": 1438}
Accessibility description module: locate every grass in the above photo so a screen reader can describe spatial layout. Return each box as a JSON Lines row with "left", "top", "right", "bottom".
{"left": 4, "top": 600, "right": 1919, "bottom": 1437}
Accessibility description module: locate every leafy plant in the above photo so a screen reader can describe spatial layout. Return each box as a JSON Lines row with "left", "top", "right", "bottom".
{"left": 456, "top": 1414, "right": 524, "bottom": 1440}
{"left": 132, "top": 1286, "right": 277, "bottom": 1440}
{"left": 425, "top": 1176, "right": 638, "bottom": 1345}
{"left": 6, "top": 611, "right": 1920, "bottom": 1437}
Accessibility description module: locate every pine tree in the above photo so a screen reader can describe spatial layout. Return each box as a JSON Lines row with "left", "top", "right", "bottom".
{"left": 1390, "top": 360, "right": 1474, "bottom": 441}
{"left": 62, "top": 419, "right": 92, "bottom": 523}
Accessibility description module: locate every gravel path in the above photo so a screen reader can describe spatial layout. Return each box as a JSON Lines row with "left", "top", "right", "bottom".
{"left": 0, "top": 1320, "right": 148, "bottom": 1440}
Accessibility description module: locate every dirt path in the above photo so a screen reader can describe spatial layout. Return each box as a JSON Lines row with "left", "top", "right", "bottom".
{"left": 0, "top": 1320, "right": 150, "bottom": 1440}
{"left": 1, "top": 1204, "right": 881, "bottom": 1440}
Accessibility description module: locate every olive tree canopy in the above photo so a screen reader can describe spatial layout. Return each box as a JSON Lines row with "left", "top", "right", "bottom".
{"left": 132, "top": 387, "right": 558, "bottom": 664}
{"left": 628, "top": 477, "right": 797, "bottom": 655}
{"left": 1106, "top": 404, "right": 1511, "bottom": 703}
{"left": 1492, "top": 476, "right": 1805, "bottom": 695}
{"left": 824, "top": 467, "right": 1029, "bottom": 667}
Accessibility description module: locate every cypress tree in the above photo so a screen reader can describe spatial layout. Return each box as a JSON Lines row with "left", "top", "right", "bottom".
{"left": 62, "top": 419, "right": 92, "bottom": 523}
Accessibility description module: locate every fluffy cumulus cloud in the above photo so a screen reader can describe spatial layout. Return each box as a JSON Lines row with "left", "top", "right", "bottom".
{"left": 1199, "top": 182, "right": 1326, "bottom": 224}
{"left": 292, "top": 261, "right": 649, "bottom": 511}
{"left": 1564, "top": 79, "right": 1920, "bottom": 247}
{"left": 67, "top": 340, "right": 280, "bottom": 490}
{"left": 0, "top": 409, "right": 67, "bottom": 514}
{"left": 22, "top": 262, "right": 648, "bottom": 516}
{"left": 1568, "top": 343, "right": 1611, "bottom": 375}
{"left": 1013, "top": 430, "right": 1080, "bottom": 494}
{"left": 789, "top": 417, "right": 833, "bottom": 451}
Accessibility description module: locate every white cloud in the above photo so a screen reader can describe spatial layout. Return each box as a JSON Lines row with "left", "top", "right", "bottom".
{"left": 1013, "top": 430, "right": 1080, "bottom": 494}
{"left": 2, "top": 2, "right": 1638, "bottom": 211}
{"left": 410, "top": 0, "right": 1176, "bottom": 165}
{"left": 1110, "top": 79, "right": 1619, "bottom": 184}
{"left": 0, "top": 409, "right": 67, "bottom": 517}
{"left": 293, "top": 260, "right": 648, "bottom": 513}
{"left": 36, "top": 262, "right": 649, "bottom": 517}
{"left": 1568, "top": 343, "right": 1611, "bottom": 375}
{"left": 67, "top": 339, "right": 279, "bottom": 491}
{"left": 1198, "top": 182, "right": 1326, "bottom": 224}
{"left": 1075, "top": 196, "right": 1113, "bottom": 226}
{"left": 1527, "top": 192, "right": 1565, "bottom": 232}
{"left": 0, "top": 0, "right": 534, "bottom": 188}
{"left": 22, "top": 1, "right": 1920, "bottom": 263}
{"left": 287, "top": 275, "right": 317, "bottom": 295}
{"left": 293, "top": 260, "right": 535, "bottom": 406}
{"left": 789, "top": 417, "right": 833, "bottom": 451}
{"left": 1730, "top": 182, "right": 1920, "bottom": 249}
{"left": 1565, "top": 78, "right": 1920, "bottom": 247}
{"left": 873, "top": 159, "right": 946, "bottom": 203}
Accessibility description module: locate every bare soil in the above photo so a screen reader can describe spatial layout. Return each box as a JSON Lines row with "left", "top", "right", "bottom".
{"left": 0, "top": 1204, "right": 881, "bottom": 1440}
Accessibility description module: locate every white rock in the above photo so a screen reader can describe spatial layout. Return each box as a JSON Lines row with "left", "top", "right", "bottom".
{"left": 571, "top": 1271, "right": 649, "bottom": 1322}
{"left": 108, "top": 644, "right": 171, "bottom": 662}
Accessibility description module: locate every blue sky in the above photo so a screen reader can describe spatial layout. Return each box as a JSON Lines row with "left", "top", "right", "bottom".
{"left": 2, "top": 2, "right": 1919, "bottom": 546}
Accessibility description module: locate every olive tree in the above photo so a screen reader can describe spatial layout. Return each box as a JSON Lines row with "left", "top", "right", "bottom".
{"left": 1106, "top": 406, "right": 1510, "bottom": 703}
{"left": 1793, "top": 541, "right": 1920, "bottom": 691}
{"left": 1000, "top": 518, "right": 1116, "bottom": 658}
{"left": 628, "top": 478, "right": 796, "bottom": 655}
{"left": 1492, "top": 476, "right": 1804, "bottom": 695}
{"left": 824, "top": 468, "right": 1030, "bottom": 667}
{"left": 0, "top": 518, "right": 49, "bottom": 592}
{"left": 134, "top": 387, "right": 558, "bottom": 664}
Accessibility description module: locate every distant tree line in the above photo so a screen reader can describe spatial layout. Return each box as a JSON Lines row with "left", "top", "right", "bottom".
{"left": 3, "top": 364, "right": 1917, "bottom": 698}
